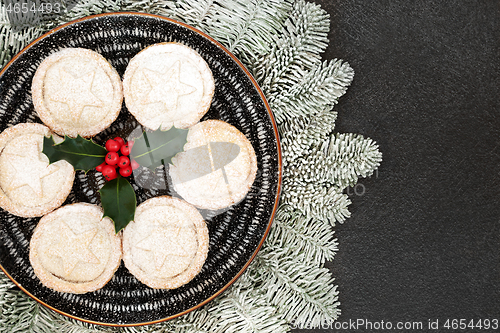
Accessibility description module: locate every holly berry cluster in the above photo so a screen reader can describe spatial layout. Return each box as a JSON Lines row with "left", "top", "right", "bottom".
{"left": 95, "top": 137, "right": 139, "bottom": 181}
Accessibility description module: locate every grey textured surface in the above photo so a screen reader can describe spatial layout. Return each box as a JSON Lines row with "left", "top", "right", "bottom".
{"left": 296, "top": 1, "right": 500, "bottom": 332}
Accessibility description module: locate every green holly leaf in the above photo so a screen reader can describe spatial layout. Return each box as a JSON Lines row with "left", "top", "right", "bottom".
{"left": 131, "top": 127, "right": 189, "bottom": 170}
{"left": 99, "top": 176, "right": 136, "bottom": 233}
{"left": 43, "top": 135, "right": 107, "bottom": 172}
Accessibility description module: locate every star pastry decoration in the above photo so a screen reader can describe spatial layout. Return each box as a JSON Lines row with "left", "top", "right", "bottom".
{"left": 141, "top": 60, "right": 197, "bottom": 112}
{"left": 47, "top": 222, "right": 100, "bottom": 277}
{"left": 49, "top": 68, "right": 103, "bottom": 122}
{"left": 4, "top": 141, "right": 59, "bottom": 197}
{"left": 136, "top": 224, "right": 191, "bottom": 270}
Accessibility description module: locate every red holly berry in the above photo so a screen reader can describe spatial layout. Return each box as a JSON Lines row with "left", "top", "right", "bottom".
{"left": 118, "top": 156, "right": 130, "bottom": 168}
{"left": 95, "top": 161, "right": 106, "bottom": 172}
{"left": 119, "top": 166, "right": 133, "bottom": 177}
{"left": 102, "top": 165, "right": 117, "bottom": 180}
{"left": 130, "top": 159, "right": 140, "bottom": 170}
{"left": 113, "top": 137, "right": 125, "bottom": 147}
{"left": 105, "top": 139, "right": 120, "bottom": 152}
{"left": 106, "top": 151, "right": 119, "bottom": 165}
{"left": 120, "top": 143, "right": 131, "bottom": 156}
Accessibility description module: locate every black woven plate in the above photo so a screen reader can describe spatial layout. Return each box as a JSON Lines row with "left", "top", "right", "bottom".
{"left": 0, "top": 13, "right": 281, "bottom": 326}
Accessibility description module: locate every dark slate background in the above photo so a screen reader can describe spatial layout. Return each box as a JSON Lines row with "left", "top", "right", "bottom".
{"left": 293, "top": 1, "right": 500, "bottom": 332}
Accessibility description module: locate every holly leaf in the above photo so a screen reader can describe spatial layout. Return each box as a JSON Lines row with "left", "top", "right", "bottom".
{"left": 131, "top": 127, "right": 188, "bottom": 170}
{"left": 99, "top": 176, "right": 136, "bottom": 233}
{"left": 43, "top": 135, "right": 107, "bottom": 172}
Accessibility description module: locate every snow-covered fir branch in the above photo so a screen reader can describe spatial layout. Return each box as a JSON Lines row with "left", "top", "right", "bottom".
{"left": 270, "top": 59, "right": 354, "bottom": 124}
{"left": 251, "top": 0, "right": 330, "bottom": 94}
{"left": 281, "top": 180, "right": 352, "bottom": 223}
{"left": 265, "top": 205, "right": 338, "bottom": 264}
{"left": 253, "top": 245, "right": 340, "bottom": 328}
{"left": 202, "top": 0, "right": 293, "bottom": 59}
{"left": 207, "top": 287, "right": 289, "bottom": 333}
{"left": 158, "top": 0, "right": 216, "bottom": 30}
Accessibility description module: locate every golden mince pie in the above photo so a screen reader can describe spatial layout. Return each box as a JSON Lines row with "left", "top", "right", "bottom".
{"left": 0, "top": 123, "right": 74, "bottom": 217}
{"left": 169, "top": 120, "right": 257, "bottom": 210}
{"left": 31, "top": 48, "right": 123, "bottom": 138}
{"left": 122, "top": 42, "right": 215, "bottom": 131}
{"left": 29, "top": 203, "right": 122, "bottom": 294}
{"left": 122, "top": 196, "right": 209, "bottom": 289}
